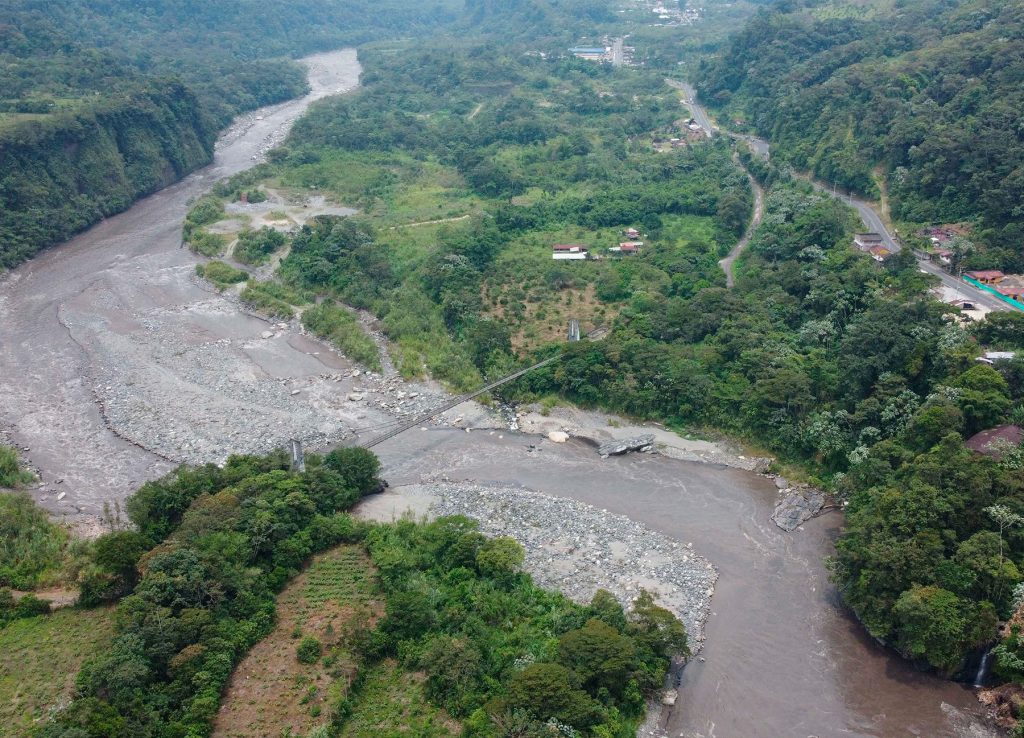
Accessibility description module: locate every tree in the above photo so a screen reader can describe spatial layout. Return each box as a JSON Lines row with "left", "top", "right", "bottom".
{"left": 323, "top": 447, "right": 382, "bottom": 496}
{"left": 558, "top": 619, "right": 636, "bottom": 696}
{"left": 475, "top": 537, "right": 524, "bottom": 580}
{"left": 892, "top": 585, "right": 997, "bottom": 675}
{"left": 505, "top": 662, "right": 603, "bottom": 728}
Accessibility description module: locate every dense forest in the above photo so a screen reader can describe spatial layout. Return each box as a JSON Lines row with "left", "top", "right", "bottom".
{"left": 696, "top": 0, "right": 1024, "bottom": 270}
{"left": 0, "top": 0, "right": 461, "bottom": 268}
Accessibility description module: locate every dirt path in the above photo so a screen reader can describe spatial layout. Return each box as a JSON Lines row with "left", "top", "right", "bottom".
{"left": 388, "top": 214, "right": 470, "bottom": 229}
{"left": 719, "top": 163, "right": 765, "bottom": 288}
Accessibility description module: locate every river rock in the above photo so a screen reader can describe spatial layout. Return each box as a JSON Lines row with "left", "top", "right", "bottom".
{"left": 598, "top": 434, "right": 655, "bottom": 457}
{"left": 774, "top": 476, "right": 789, "bottom": 490}
{"left": 772, "top": 487, "right": 825, "bottom": 532}
{"left": 548, "top": 431, "right": 570, "bottom": 443}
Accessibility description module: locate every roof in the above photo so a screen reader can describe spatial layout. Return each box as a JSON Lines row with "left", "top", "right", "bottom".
{"left": 855, "top": 233, "right": 884, "bottom": 242}
{"left": 570, "top": 47, "right": 606, "bottom": 54}
{"left": 552, "top": 244, "right": 587, "bottom": 251}
{"left": 619, "top": 244, "right": 640, "bottom": 252}
{"left": 966, "top": 270, "right": 1004, "bottom": 280}
{"left": 869, "top": 245, "right": 891, "bottom": 258}
{"left": 965, "top": 425, "right": 1023, "bottom": 456}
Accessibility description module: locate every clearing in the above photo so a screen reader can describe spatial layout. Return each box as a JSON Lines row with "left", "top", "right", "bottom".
{"left": 0, "top": 607, "right": 116, "bottom": 737}
{"left": 212, "top": 545, "right": 381, "bottom": 738}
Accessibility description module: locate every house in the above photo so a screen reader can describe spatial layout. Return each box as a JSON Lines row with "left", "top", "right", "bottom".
{"left": 552, "top": 244, "right": 589, "bottom": 261}
{"left": 965, "top": 270, "right": 1004, "bottom": 284}
{"left": 934, "top": 248, "right": 953, "bottom": 265}
{"left": 997, "top": 285, "right": 1024, "bottom": 301}
{"left": 965, "top": 425, "right": 1023, "bottom": 458}
{"left": 625, "top": 228, "right": 640, "bottom": 239}
{"left": 854, "top": 233, "right": 884, "bottom": 250}
{"left": 610, "top": 241, "right": 643, "bottom": 256}
{"left": 995, "top": 274, "right": 1024, "bottom": 301}
{"left": 868, "top": 245, "right": 891, "bottom": 262}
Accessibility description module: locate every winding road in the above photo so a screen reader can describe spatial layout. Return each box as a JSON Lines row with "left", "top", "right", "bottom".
{"left": 670, "top": 78, "right": 1017, "bottom": 312}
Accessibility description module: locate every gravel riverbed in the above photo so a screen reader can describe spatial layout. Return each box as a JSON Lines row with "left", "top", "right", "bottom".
{"left": 357, "top": 480, "right": 717, "bottom": 648}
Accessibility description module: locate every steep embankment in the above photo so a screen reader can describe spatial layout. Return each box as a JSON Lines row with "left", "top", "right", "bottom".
{"left": 0, "top": 81, "right": 215, "bottom": 268}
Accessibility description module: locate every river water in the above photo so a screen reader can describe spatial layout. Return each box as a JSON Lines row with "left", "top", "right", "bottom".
{"left": 0, "top": 49, "right": 997, "bottom": 737}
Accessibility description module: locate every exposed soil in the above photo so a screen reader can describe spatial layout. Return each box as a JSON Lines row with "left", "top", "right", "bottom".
{"left": 213, "top": 545, "right": 381, "bottom": 738}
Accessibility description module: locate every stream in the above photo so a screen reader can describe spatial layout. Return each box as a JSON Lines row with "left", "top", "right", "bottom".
{"left": 0, "top": 50, "right": 998, "bottom": 737}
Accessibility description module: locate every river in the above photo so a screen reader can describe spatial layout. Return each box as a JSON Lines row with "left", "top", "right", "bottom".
{"left": 0, "top": 50, "right": 997, "bottom": 737}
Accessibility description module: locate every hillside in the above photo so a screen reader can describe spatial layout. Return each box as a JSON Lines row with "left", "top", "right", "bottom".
{"left": 696, "top": 0, "right": 1024, "bottom": 270}
{"left": 0, "top": 0, "right": 458, "bottom": 269}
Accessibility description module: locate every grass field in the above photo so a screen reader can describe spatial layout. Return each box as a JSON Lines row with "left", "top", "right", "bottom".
{"left": 0, "top": 607, "right": 115, "bottom": 737}
{"left": 213, "top": 545, "right": 380, "bottom": 738}
{"left": 339, "top": 661, "right": 459, "bottom": 738}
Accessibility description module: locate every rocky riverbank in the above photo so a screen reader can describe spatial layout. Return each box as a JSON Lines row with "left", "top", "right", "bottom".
{"left": 355, "top": 480, "right": 717, "bottom": 649}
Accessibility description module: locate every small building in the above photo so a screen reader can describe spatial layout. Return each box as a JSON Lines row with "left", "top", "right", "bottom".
{"left": 854, "top": 233, "right": 884, "bottom": 250}
{"left": 976, "top": 351, "right": 1017, "bottom": 364}
{"left": 625, "top": 228, "right": 640, "bottom": 239}
{"left": 552, "top": 244, "right": 589, "bottom": 261}
{"left": 965, "top": 270, "right": 1004, "bottom": 284}
{"left": 934, "top": 248, "right": 953, "bottom": 265}
{"left": 868, "top": 245, "right": 891, "bottom": 262}
{"left": 965, "top": 425, "right": 1023, "bottom": 458}
{"left": 609, "top": 241, "right": 642, "bottom": 256}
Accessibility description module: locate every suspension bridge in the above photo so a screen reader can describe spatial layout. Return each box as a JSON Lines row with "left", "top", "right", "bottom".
{"left": 356, "top": 322, "right": 606, "bottom": 449}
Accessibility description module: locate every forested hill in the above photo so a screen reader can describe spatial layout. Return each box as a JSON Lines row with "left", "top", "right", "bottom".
{"left": 696, "top": 0, "right": 1024, "bottom": 270}
{"left": 0, "top": 0, "right": 459, "bottom": 269}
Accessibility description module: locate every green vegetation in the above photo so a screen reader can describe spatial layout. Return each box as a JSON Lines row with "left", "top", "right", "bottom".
{"left": 43, "top": 448, "right": 383, "bottom": 737}
{"left": 302, "top": 304, "right": 382, "bottom": 372}
{"left": 227, "top": 42, "right": 751, "bottom": 391}
{"left": 337, "top": 661, "right": 457, "bottom": 738}
{"left": 195, "top": 261, "right": 248, "bottom": 289}
{"left": 234, "top": 227, "right": 288, "bottom": 266}
{"left": 240, "top": 281, "right": 303, "bottom": 319}
{"left": 697, "top": 0, "right": 1024, "bottom": 269}
{"left": 0, "top": 491, "right": 72, "bottom": 590}
{"left": 0, "top": 444, "right": 34, "bottom": 487}
{"left": 353, "top": 519, "right": 687, "bottom": 737}
{"left": 0, "top": 606, "right": 116, "bottom": 737}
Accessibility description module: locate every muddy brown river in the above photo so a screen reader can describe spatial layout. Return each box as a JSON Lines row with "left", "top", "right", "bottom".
{"left": 0, "top": 49, "right": 998, "bottom": 737}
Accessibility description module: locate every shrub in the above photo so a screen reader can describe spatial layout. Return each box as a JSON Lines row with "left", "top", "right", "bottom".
{"left": 196, "top": 260, "right": 248, "bottom": 288}
{"left": 0, "top": 491, "right": 70, "bottom": 589}
{"left": 297, "top": 636, "right": 322, "bottom": 664}
{"left": 302, "top": 303, "right": 381, "bottom": 371}
{"left": 0, "top": 445, "right": 33, "bottom": 487}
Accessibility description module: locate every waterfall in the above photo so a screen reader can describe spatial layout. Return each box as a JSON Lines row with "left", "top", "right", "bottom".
{"left": 973, "top": 650, "right": 992, "bottom": 688}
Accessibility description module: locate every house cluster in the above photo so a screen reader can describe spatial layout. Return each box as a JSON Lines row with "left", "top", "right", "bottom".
{"left": 569, "top": 46, "right": 609, "bottom": 62}
{"left": 652, "top": 118, "right": 707, "bottom": 152}
{"left": 964, "top": 271, "right": 1024, "bottom": 302}
{"left": 853, "top": 233, "right": 892, "bottom": 262}
{"left": 551, "top": 229, "right": 645, "bottom": 261}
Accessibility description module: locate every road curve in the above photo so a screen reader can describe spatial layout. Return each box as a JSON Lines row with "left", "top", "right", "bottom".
{"left": 719, "top": 166, "right": 764, "bottom": 287}
{"left": 672, "top": 79, "right": 1016, "bottom": 313}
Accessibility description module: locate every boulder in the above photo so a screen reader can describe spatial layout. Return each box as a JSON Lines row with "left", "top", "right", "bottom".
{"left": 548, "top": 431, "right": 570, "bottom": 443}
{"left": 771, "top": 487, "right": 825, "bottom": 532}
{"left": 598, "top": 434, "right": 655, "bottom": 457}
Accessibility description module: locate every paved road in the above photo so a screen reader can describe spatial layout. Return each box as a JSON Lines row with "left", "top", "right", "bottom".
{"left": 670, "top": 79, "right": 1017, "bottom": 313}
{"left": 611, "top": 37, "right": 625, "bottom": 66}
{"left": 719, "top": 165, "right": 764, "bottom": 288}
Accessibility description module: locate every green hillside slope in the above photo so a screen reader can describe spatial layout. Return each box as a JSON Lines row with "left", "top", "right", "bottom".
{"left": 697, "top": 0, "right": 1024, "bottom": 269}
